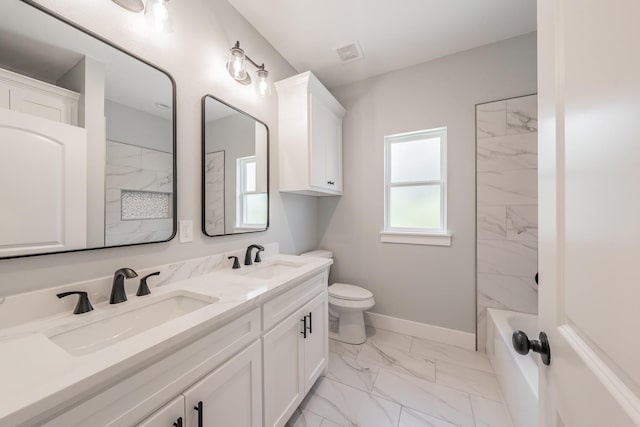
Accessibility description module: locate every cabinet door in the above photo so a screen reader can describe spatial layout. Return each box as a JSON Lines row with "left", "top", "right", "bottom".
{"left": 303, "top": 292, "right": 329, "bottom": 392}
{"left": 136, "top": 396, "right": 185, "bottom": 427}
{"left": 263, "top": 309, "right": 306, "bottom": 427}
{"left": 324, "top": 113, "right": 342, "bottom": 192}
{"left": 183, "top": 341, "right": 262, "bottom": 427}
{"left": 0, "top": 108, "right": 87, "bottom": 258}
{"left": 310, "top": 94, "right": 342, "bottom": 192}
{"left": 9, "top": 85, "right": 78, "bottom": 125}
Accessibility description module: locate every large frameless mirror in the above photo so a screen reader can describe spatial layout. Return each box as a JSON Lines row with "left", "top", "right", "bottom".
{"left": 0, "top": 1, "right": 176, "bottom": 259}
{"left": 202, "top": 95, "right": 269, "bottom": 236}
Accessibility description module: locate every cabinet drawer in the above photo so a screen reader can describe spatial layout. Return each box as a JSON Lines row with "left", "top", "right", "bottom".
{"left": 42, "top": 309, "right": 261, "bottom": 427}
{"left": 262, "top": 272, "right": 327, "bottom": 331}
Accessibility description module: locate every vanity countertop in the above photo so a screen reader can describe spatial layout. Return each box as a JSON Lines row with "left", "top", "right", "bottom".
{"left": 0, "top": 254, "right": 331, "bottom": 426}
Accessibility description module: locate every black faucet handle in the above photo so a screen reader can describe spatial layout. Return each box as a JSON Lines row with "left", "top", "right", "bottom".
{"left": 228, "top": 256, "right": 241, "bottom": 269}
{"left": 57, "top": 291, "right": 94, "bottom": 315}
{"left": 137, "top": 272, "right": 160, "bottom": 296}
{"left": 254, "top": 247, "right": 265, "bottom": 263}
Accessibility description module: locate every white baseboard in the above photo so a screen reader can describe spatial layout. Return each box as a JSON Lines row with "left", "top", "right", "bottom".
{"left": 364, "top": 312, "right": 476, "bottom": 350}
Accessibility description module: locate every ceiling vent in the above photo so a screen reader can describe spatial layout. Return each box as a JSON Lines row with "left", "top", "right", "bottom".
{"left": 336, "top": 42, "right": 363, "bottom": 63}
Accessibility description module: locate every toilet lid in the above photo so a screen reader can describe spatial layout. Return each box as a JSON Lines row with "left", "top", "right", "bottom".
{"left": 329, "top": 283, "right": 373, "bottom": 301}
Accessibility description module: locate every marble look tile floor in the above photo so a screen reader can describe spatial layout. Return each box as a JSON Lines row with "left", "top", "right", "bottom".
{"left": 286, "top": 327, "right": 513, "bottom": 427}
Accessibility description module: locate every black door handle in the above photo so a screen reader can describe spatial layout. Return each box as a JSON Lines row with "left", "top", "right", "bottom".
{"left": 173, "top": 416, "right": 183, "bottom": 427}
{"left": 300, "top": 316, "right": 307, "bottom": 338}
{"left": 307, "top": 312, "right": 312, "bottom": 334}
{"left": 194, "top": 401, "right": 203, "bottom": 427}
{"left": 512, "top": 330, "right": 551, "bottom": 365}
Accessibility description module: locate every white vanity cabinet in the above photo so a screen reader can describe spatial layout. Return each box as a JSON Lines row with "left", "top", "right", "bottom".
{"left": 263, "top": 274, "right": 329, "bottom": 427}
{"left": 276, "top": 71, "right": 346, "bottom": 196}
{"left": 182, "top": 341, "right": 262, "bottom": 427}
{"left": 35, "top": 268, "right": 329, "bottom": 427}
{"left": 135, "top": 396, "right": 184, "bottom": 427}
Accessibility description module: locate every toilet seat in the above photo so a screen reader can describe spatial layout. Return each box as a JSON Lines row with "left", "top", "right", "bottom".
{"left": 329, "top": 283, "right": 373, "bottom": 301}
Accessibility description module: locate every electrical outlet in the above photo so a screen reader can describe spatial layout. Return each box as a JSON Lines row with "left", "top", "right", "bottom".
{"left": 179, "top": 220, "right": 193, "bottom": 243}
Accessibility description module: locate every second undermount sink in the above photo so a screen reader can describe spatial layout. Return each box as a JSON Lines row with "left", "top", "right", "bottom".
{"left": 243, "top": 260, "right": 305, "bottom": 280}
{"left": 47, "top": 291, "right": 218, "bottom": 356}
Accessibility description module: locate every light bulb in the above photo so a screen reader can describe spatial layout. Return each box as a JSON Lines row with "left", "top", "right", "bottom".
{"left": 227, "top": 45, "right": 248, "bottom": 81}
{"left": 145, "top": 0, "right": 173, "bottom": 33}
{"left": 256, "top": 68, "right": 272, "bottom": 97}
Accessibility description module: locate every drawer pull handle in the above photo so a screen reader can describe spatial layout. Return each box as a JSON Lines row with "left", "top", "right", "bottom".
{"left": 173, "top": 416, "right": 183, "bottom": 427}
{"left": 301, "top": 316, "right": 307, "bottom": 339}
{"left": 307, "top": 312, "right": 312, "bottom": 334}
{"left": 194, "top": 401, "right": 203, "bottom": 427}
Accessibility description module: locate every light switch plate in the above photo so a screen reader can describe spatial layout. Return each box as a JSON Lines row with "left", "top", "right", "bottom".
{"left": 179, "top": 220, "right": 193, "bottom": 243}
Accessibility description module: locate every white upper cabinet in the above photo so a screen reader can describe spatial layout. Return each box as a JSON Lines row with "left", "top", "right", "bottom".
{"left": 0, "top": 67, "right": 80, "bottom": 126}
{"left": 276, "top": 71, "right": 346, "bottom": 196}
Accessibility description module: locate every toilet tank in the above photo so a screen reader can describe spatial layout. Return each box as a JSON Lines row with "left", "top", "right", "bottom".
{"left": 300, "top": 250, "right": 333, "bottom": 259}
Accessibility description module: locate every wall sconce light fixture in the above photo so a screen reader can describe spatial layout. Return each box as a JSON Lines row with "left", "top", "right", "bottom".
{"left": 227, "top": 41, "right": 272, "bottom": 97}
{"left": 112, "top": 0, "right": 173, "bottom": 33}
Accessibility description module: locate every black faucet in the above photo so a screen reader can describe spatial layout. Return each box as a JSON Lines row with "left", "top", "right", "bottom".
{"left": 110, "top": 268, "right": 138, "bottom": 304}
{"left": 244, "top": 244, "right": 264, "bottom": 266}
{"left": 57, "top": 291, "right": 94, "bottom": 314}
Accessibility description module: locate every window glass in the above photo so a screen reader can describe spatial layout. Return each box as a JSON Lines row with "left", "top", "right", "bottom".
{"left": 390, "top": 137, "right": 441, "bottom": 183}
{"left": 389, "top": 185, "right": 441, "bottom": 229}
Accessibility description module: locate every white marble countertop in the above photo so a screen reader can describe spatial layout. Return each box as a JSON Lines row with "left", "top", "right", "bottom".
{"left": 0, "top": 254, "right": 331, "bottom": 426}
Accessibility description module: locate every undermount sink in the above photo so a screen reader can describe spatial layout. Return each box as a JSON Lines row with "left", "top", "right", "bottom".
{"left": 244, "top": 260, "right": 305, "bottom": 280}
{"left": 47, "top": 291, "right": 218, "bottom": 356}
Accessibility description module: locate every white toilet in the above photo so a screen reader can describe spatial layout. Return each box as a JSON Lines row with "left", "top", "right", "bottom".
{"left": 301, "top": 250, "right": 375, "bottom": 344}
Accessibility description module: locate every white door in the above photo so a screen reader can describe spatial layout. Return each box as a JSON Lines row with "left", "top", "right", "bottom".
{"left": 303, "top": 292, "right": 328, "bottom": 393}
{"left": 538, "top": 0, "right": 640, "bottom": 425}
{"left": 183, "top": 341, "right": 262, "bottom": 427}
{"left": 136, "top": 396, "right": 184, "bottom": 427}
{"left": 263, "top": 309, "right": 305, "bottom": 427}
{"left": 0, "top": 108, "right": 87, "bottom": 257}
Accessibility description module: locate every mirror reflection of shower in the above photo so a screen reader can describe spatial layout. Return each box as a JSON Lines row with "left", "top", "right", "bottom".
{"left": 202, "top": 96, "right": 268, "bottom": 237}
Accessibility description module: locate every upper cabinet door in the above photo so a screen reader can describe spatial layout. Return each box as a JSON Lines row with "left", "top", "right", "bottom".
{"left": 309, "top": 94, "right": 343, "bottom": 192}
{"left": 276, "top": 71, "right": 345, "bottom": 197}
{"left": 183, "top": 341, "right": 262, "bottom": 427}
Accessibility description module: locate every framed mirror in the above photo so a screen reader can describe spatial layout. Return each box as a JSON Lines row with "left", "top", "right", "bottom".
{"left": 202, "top": 95, "right": 269, "bottom": 236}
{"left": 0, "top": 1, "right": 176, "bottom": 259}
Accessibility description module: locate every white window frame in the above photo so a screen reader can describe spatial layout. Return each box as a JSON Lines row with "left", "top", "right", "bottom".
{"left": 381, "top": 127, "right": 451, "bottom": 246}
{"left": 235, "top": 155, "right": 265, "bottom": 230}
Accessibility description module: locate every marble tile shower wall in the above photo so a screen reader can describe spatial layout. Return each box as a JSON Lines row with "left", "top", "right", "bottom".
{"left": 105, "top": 141, "right": 174, "bottom": 246}
{"left": 204, "top": 151, "right": 225, "bottom": 236}
{"left": 476, "top": 95, "right": 538, "bottom": 352}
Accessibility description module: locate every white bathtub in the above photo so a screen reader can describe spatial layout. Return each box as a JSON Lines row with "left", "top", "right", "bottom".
{"left": 486, "top": 308, "right": 539, "bottom": 427}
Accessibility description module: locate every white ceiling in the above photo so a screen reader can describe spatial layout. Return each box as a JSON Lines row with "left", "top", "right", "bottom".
{"left": 227, "top": 0, "right": 537, "bottom": 88}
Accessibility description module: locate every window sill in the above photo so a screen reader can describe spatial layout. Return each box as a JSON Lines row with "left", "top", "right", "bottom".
{"left": 380, "top": 231, "right": 452, "bottom": 247}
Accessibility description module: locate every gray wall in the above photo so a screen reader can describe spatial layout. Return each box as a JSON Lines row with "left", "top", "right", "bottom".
{"left": 0, "top": 0, "right": 319, "bottom": 296}
{"left": 105, "top": 100, "right": 173, "bottom": 153}
{"left": 319, "top": 33, "right": 537, "bottom": 333}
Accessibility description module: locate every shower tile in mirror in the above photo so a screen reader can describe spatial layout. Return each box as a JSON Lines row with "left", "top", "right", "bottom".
{"left": 121, "top": 190, "right": 171, "bottom": 220}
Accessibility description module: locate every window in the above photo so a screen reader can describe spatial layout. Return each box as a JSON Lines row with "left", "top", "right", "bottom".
{"left": 382, "top": 127, "right": 451, "bottom": 246}
{"left": 236, "top": 156, "right": 267, "bottom": 229}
